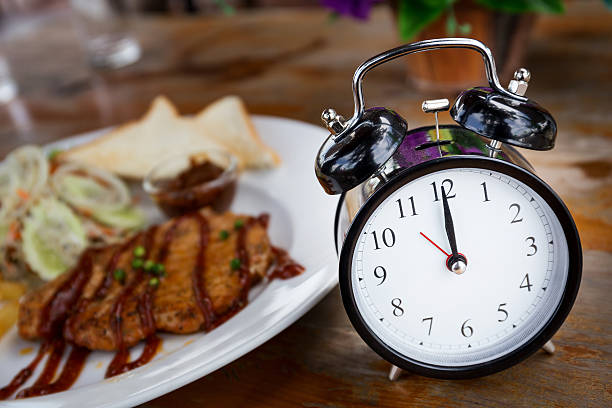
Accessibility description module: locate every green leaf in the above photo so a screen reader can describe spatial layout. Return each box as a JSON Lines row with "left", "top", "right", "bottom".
{"left": 444, "top": 5, "right": 471, "bottom": 36}
{"left": 397, "top": 0, "right": 456, "bottom": 41}
{"left": 458, "top": 23, "right": 472, "bottom": 34}
{"left": 474, "top": 0, "right": 565, "bottom": 14}
{"left": 214, "top": 0, "right": 235, "bottom": 16}
{"left": 445, "top": 10, "right": 458, "bottom": 35}
{"left": 604, "top": 0, "right": 612, "bottom": 11}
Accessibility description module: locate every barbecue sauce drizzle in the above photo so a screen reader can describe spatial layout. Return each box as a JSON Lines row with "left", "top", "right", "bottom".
{"left": 106, "top": 226, "right": 159, "bottom": 378}
{"left": 0, "top": 252, "right": 94, "bottom": 399}
{"left": 64, "top": 234, "right": 141, "bottom": 344}
{"left": 190, "top": 213, "right": 216, "bottom": 331}
{"left": 269, "top": 246, "right": 305, "bottom": 280}
{"left": 24, "top": 337, "right": 65, "bottom": 389}
{"left": 0, "top": 212, "right": 304, "bottom": 399}
{"left": 0, "top": 340, "right": 49, "bottom": 399}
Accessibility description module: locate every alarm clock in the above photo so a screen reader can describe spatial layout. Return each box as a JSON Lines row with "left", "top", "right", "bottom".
{"left": 315, "top": 38, "right": 582, "bottom": 379}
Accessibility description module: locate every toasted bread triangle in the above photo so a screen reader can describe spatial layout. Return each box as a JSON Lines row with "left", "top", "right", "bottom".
{"left": 193, "top": 96, "right": 281, "bottom": 169}
{"left": 60, "top": 96, "right": 279, "bottom": 178}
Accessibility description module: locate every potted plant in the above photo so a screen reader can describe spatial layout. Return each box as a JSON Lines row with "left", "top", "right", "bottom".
{"left": 322, "top": 0, "right": 564, "bottom": 92}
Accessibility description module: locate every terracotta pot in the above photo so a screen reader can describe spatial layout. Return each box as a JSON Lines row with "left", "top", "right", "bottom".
{"left": 396, "top": 2, "right": 535, "bottom": 93}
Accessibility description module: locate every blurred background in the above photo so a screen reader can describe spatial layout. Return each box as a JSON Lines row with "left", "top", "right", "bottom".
{"left": 0, "top": 0, "right": 609, "bottom": 148}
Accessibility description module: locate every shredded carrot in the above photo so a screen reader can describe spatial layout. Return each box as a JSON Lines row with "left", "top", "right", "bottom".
{"left": 8, "top": 221, "right": 20, "bottom": 241}
{"left": 99, "top": 225, "right": 115, "bottom": 236}
{"left": 16, "top": 188, "right": 29, "bottom": 200}
{"left": 50, "top": 161, "right": 60, "bottom": 174}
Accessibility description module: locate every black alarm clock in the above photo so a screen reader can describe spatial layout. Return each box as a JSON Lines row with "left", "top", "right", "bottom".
{"left": 314, "top": 38, "right": 581, "bottom": 380}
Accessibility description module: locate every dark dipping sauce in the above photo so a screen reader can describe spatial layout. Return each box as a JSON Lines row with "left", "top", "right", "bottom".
{"left": 151, "top": 159, "right": 237, "bottom": 217}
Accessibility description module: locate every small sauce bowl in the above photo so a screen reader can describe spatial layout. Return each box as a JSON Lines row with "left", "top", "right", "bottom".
{"left": 143, "top": 150, "right": 238, "bottom": 217}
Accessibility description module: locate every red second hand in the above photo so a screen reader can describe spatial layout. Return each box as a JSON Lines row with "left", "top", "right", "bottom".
{"left": 419, "top": 232, "right": 450, "bottom": 257}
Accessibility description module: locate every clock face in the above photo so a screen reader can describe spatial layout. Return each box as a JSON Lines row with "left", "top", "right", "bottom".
{"left": 341, "top": 158, "right": 581, "bottom": 376}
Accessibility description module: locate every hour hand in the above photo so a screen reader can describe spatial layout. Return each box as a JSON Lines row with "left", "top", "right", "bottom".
{"left": 441, "top": 186, "right": 467, "bottom": 274}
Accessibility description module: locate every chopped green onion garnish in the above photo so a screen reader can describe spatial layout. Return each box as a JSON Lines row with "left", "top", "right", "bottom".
{"left": 149, "top": 277, "right": 159, "bottom": 287}
{"left": 153, "top": 263, "right": 165, "bottom": 276}
{"left": 131, "top": 258, "right": 144, "bottom": 269}
{"left": 133, "top": 246, "right": 146, "bottom": 257}
{"left": 230, "top": 258, "right": 241, "bottom": 270}
{"left": 113, "top": 268, "right": 126, "bottom": 284}
{"left": 47, "top": 149, "right": 63, "bottom": 161}
{"left": 219, "top": 230, "right": 229, "bottom": 240}
{"left": 234, "top": 219, "right": 244, "bottom": 230}
{"left": 144, "top": 259, "right": 155, "bottom": 271}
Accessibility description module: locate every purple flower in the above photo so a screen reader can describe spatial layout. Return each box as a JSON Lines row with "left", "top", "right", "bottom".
{"left": 321, "top": 0, "right": 381, "bottom": 20}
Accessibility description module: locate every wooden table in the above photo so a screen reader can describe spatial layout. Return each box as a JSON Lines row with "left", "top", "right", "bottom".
{"left": 0, "top": 1, "right": 610, "bottom": 406}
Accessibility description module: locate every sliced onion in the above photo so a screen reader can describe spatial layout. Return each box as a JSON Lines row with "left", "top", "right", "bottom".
{"left": 0, "top": 145, "right": 49, "bottom": 227}
{"left": 51, "top": 162, "right": 130, "bottom": 213}
{"left": 0, "top": 160, "right": 15, "bottom": 197}
{"left": 0, "top": 161, "right": 17, "bottom": 224}
{"left": 7, "top": 145, "right": 49, "bottom": 198}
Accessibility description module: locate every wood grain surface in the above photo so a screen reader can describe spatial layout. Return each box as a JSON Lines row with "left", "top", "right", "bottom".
{"left": 0, "top": 1, "right": 609, "bottom": 407}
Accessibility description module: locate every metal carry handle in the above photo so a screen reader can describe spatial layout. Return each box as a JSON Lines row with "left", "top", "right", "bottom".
{"left": 347, "top": 38, "right": 525, "bottom": 130}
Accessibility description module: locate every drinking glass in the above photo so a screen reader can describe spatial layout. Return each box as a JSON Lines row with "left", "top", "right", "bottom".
{"left": 0, "top": 55, "right": 17, "bottom": 103}
{"left": 70, "top": 0, "right": 141, "bottom": 69}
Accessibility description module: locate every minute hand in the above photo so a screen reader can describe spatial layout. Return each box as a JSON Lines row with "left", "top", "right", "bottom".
{"left": 441, "top": 186, "right": 467, "bottom": 274}
{"left": 441, "top": 186, "right": 458, "bottom": 257}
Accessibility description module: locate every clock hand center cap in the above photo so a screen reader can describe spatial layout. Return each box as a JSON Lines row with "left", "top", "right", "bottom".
{"left": 447, "top": 253, "right": 467, "bottom": 275}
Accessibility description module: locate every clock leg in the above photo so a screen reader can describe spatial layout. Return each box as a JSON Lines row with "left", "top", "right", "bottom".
{"left": 542, "top": 340, "right": 555, "bottom": 355}
{"left": 388, "top": 364, "right": 402, "bottom": 381}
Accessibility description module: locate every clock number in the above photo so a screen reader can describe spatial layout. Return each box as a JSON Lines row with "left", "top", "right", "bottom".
{"left": 408, "top": 196, "right": 418, "bottom": 216}
{"left": 422, "top": 317, "right": 433, "bottom": 335}
{"left": 431, "top": 179, "right": 456, "bottom": 201}
{"left": 396, "top": 198, "right": 405, "bottom": 218}
{"left": 391, "top": 298, "right": 404, "bottom": 317}
{"left": 373, "top": 266, "right": 387, "bottom": 285}
{"left": 525, "top": 236, "right": 537, "bottom": 256}
{"left": 497, "top": 303, "right": 509, "bottom": 322}
{"left": 461, "top": 319, "right": 474, "bottom": 338}
{"left": 520, "top": 274, "right": 533, "bottom": 291}
{"left": 509, "top": 203, "right": 523, "bottom": 223}
{"left": 371, "top": 228, "right": 395, "bottom": 250}
{"left": 396, "top": 197, "right": 417, "bottom": 218}
{"left": 481, "top": 182, "right": 491, "bottom": 202}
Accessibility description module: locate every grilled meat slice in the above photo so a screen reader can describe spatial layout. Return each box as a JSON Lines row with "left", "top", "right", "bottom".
{"left": 18, "top": 209, "right": 273, "bottom": 351}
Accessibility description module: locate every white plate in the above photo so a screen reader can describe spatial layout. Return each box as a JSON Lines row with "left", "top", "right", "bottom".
{"left": 0, "top": 116, "right": 339, "bottom": 408}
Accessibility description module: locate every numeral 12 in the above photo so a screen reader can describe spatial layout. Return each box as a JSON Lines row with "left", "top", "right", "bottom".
{"left": 431, "top": 179, "right": 456, "bottom": 201}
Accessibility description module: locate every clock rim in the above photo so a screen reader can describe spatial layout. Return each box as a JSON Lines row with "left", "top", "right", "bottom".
{"left": 338, "top": 155, "right": 582, "bottom": 379}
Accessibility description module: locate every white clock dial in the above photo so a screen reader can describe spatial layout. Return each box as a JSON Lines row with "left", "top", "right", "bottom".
{"left": 351, "top": 167, "right": 569, "bottom": 366}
